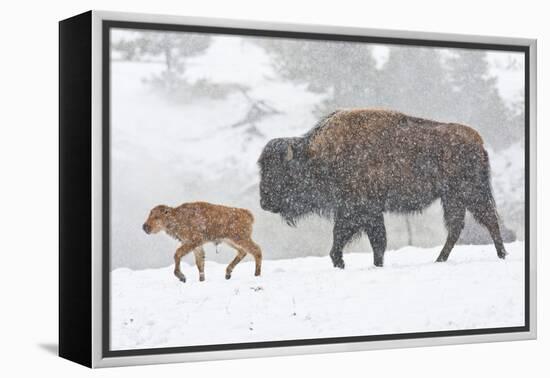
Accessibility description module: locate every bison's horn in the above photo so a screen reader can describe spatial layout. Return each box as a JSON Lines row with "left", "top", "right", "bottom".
{"left": 285, "top": 144, "right": 293, "bottom": 161}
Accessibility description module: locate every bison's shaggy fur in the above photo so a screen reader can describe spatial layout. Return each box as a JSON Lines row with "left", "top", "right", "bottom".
{"left": 143, "top": 202, "right": 262, "bottom": 282}
{"left": 258, "top": 108, "right": 507, "bottom": 268}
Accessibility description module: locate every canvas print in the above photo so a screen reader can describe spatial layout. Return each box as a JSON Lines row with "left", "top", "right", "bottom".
{"left": 108, "top": 26, "right": 526, "bottom": 352}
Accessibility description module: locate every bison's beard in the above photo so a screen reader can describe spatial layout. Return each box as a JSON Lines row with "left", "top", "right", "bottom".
{"left": 281, "top": 212, "right": 298, "bottom": 227}
{"left": 278, "top": 196, "right": 326, "bottom": 227}
{"left": 277, "top": 200, "right": 308, "bottom": 227}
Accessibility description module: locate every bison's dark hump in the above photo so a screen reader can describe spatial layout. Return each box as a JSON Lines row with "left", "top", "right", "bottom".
{"left": 306, "top": 108, "right": 405, "bottom": 158}
{"left": 305, "top": 108, "right": 484, "bottom": 160}
{"left": 303, "top": 110, "right": 340, "bottom": 140}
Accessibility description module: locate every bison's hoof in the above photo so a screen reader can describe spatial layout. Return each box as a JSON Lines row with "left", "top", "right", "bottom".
{"left": 374, "top": 262, "right": 383, "bottom": 268}
{"left": 333, "top": 259, "right": 345, "bottom": 269}
{"left": 435, "top": 257, "right": 447, "bottom": 263}
{"left": 498, "top": 252, "right": 507, "bottom": 260}
{"left": 199, "top": 276, "right": 205, "bottom": 282}
{"left": 178, "top": 276, "right": 186, "bottom": 283}
{"left": 225, "top": 273, "right": 231, "bottom": 280}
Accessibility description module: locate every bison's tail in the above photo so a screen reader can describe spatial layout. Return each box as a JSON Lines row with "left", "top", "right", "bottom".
{"left": 466, "top": 147, "right": 500, "bottom": 222}
{"left": 480, "top": 149, "right": 498, "bottom": 215}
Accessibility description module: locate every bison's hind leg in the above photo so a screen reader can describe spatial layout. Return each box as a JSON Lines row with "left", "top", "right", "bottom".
{"left": 463, "top": 147, "right": 507, "bottom": 259}
{"left": 364, "top": 213, "right": 387, "bottom": 267}
{"left": 436, "top": 196, "right": 466, "bottom": 262}
{"left": 464, "top": 157, "right": 508, "bottom": 259}
{"left": 466, "top": 193, "right": 507, "bottom": 259}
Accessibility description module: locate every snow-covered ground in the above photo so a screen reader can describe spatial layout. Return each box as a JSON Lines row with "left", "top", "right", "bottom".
{"left": 111, "top": 241, "right": 525, "bottom": 350}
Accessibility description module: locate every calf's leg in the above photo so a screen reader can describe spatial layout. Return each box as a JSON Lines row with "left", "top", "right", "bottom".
{"left": 225, "top": 249, "right": 246, "bottom": 280}
{"left": 193, "top": 246, "right": 206, "bottom": 282}
{"left": 174, "top": 242, "right": 199, "bottom": 283}
{"left": 237, "top": 238, "right": 262, "bottom": 277}
{"left": 225, "top": 238, "right": 263, "bottom": 278}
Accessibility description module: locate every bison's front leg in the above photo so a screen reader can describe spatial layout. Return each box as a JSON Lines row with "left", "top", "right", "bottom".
{"left": 330, "top": 216, "right": 361, "bottom": 269}
{"left": 364, "top": 213, "right": 387, "bottom": 267}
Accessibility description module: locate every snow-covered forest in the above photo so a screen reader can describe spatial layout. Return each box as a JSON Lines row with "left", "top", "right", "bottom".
{"left": 110, "top": 29, "right": 525, "bottom": 271}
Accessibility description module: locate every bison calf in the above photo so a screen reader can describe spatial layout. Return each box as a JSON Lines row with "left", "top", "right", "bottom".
{"left": 142, "top": 202, "right": 262, "bottom": 282}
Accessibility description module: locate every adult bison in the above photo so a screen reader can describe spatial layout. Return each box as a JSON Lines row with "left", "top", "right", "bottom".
{"left": 258, "top": 108, "right": 507, "bottom": 268}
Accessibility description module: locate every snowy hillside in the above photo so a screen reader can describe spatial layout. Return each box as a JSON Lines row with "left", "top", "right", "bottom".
{"left": 111, "top": 241, "right": 524, "bottom": 350}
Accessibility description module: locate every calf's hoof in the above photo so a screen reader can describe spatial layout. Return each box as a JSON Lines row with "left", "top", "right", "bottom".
{"left": 498, "top": 251, "right": 507, "bottom": 260}
{"left": 174, "top": 271, "right": 186, "bottom": 283}
{"left": 374, "top": 261, "right": 383, "bottom": 268}
{"left": 225, "top": 273, "right": 231, "bottom": 280}
{"left": 199, "top": 275, "right": 205, "bottom": 282}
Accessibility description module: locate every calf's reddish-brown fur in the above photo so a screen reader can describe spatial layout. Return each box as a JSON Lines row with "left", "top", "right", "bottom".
{"left": 143, "top": 202, "right": 262, "bottom": 283}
